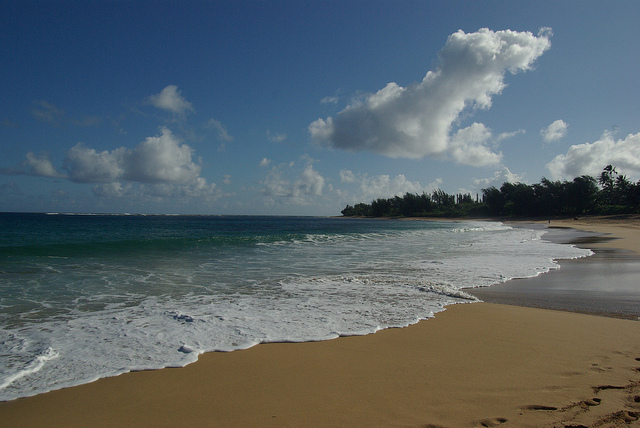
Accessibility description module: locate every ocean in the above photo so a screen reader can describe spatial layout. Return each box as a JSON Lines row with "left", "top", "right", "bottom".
{"left": 0, "top": 213, "right": 591, "bottom": 401}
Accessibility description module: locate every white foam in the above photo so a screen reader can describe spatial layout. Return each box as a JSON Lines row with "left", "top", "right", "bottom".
{"left": 0, "top": 347, "right": 58, "bottom": 391}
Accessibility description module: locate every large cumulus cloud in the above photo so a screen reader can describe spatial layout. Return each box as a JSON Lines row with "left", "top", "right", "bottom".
{"left": 310, "top": 28, "right": 551, "bottom": 165}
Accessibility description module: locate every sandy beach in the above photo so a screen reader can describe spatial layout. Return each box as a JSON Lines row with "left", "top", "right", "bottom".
{"left": 1, "top": 217, "right": 639, "bottom": 427}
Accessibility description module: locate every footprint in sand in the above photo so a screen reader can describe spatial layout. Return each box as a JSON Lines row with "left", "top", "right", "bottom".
{"left": 590, "top": 363, "right": 612, "bottom": 372}
{"left": 593, "top": 384, "right": 626, "bottom": 392}
{"left": 477, "top": 417, "right": 507, "bottom": 427}
{"left": 611, "top": 410, "right": 640, "bottom": 423}
{"left": 521, "top": 404, "right": 558, "bottom": 411}
{"left": 582, "top": 398, "right": 601, "bottom": 407}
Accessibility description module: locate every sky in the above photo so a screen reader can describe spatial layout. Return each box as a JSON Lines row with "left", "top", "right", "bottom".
{"left": 1, "top": 0, "right": 639, "bottom": 215}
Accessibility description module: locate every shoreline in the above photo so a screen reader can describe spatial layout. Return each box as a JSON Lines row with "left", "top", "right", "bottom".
{"left": 1, "top": 218, "right": 639, "bottom": 426}
{"left": 470, "top": 218, "right": 640, "bottom": 320}
{"left": 2, "top": 305, "right": 638, "bottom": 427}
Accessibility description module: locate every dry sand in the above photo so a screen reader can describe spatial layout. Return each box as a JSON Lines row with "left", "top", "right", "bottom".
{"left": 1, "top": 217, "right": 639, "bottom": 427}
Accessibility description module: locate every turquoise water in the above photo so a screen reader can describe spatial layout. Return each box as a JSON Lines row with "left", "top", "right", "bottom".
{"left": 0, "top": 213, "right": 591, "bottom": 401}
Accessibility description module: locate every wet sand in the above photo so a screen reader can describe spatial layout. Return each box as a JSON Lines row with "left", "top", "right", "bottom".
{"left": 1, "top": 216, "right": 639, "bottom": 427}
{"left": 470, "top": 220, "right": 640, "bottom": 319}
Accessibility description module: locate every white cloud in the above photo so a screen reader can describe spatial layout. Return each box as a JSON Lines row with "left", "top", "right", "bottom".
{"left": 309, "top": 28, "right": 551, "bottom": 164}
{"left": 147, "top": 85, "right": 194, "bottom": 116}
{"left": 1, "top": 151, "right": 66, "bottom": 178}
{"left": 3, "top": 128, "right": 221, "bottom": 202}
{"left": 339, "top": 169, "right": 357, "bottom": 183}
{"left": 541, "top": 119, "right": 568, "bottom": 142}
{"left": 320, "top": 95, "right": 339, "bottom": 104}
{"left": 295, "top": 165, "right": 325, "bottom": 197}
{"left": 65, "top": 127, "right": 201, "bottom": 185}
{"left": 24, "top": 152, "right": 66, "bottom": 178}
{"left": 205, "top": 118, "right": 233, "bottom": 141}
{"left": 341, "top": 172, "right": 438, "bottom": 203}
{"left": 260, "top": 159, "right": 325, "bottom": 204}
{"left": 473, "top": 167, "right": 524, "bottom": 190}
{"left": 496, "top": 129, "right": 526, "bottom": 142}
{"left": 360, "top": 174, "right": 426, "bottom": 201}
{"left": 123, "top": 128, "right": 201, "bottom": 184}
{"left": 449, "top": 123, "right": 503, "bottom": 166}
{"left": 64, "top": 143, "right": 124, "bottom": 183}
{"left": 267, "top": 131, "right": 287, "bottom": 143}
{"left": 546, "top": 131, "right": 640, "bottom": 180}
{"left": 259, "top": 158, "right": 271, "bottom": 167}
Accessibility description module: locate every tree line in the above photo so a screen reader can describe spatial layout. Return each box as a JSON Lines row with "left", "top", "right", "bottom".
{"left": 341, "top": 166, "right": 640, "bottom": 218}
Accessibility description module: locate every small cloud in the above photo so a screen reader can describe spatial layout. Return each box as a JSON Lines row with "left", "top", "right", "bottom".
{"left": 339, "top": 169, "right": 357, "bottom": 183}
{"left": 541, "top": 119, "right": 568, "bottom": 143}
{"left": 31, "top": 100, "right": 65, "bottom": 126}
{"left": 259, "top": 158, "right": 271, "bottom": 167}
{"left": 25, "top": 152, "right": 66, "bottom": 178}
{"left": 259, "top": 158, "right": 325, "bottom": 205}
{"left": 358, "top": 174, "right": 426, "bottom": 201}
{"left": 266, "top": 131, "right": 287, "bottom": 143}
{"left": 339, "top": 171, "right": 434, "bottom": 203}
{"left": 320, "top": 95, "right": 339, "bottom": 104}
{"left": 205, "top": 118, "right": 233, "bottom": 142}
{"left": 320, "top": 89, "right": 342, "bottom": 105}
{"left": 0, "top": 152, "right": 66, "bottom": 178}
{"left": 496, "top": 129, "right": 526, "bottom": 142}
{"left": 147, "top": 85, "right": 194, "bottom": 117}
{"left": 223, "top": 174, "right": 232, "bottom": 185}
{"left": 473, "top": 167, "right": 525, "bottom": 190}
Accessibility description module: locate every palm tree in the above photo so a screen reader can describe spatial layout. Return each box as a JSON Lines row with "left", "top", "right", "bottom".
{"left": 598, "top": 165, "right": 617, "bottom": 205}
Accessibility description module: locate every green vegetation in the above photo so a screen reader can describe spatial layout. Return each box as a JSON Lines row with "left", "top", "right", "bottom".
{"left": 341, "top": 165, "right": 640, "bottom": 218}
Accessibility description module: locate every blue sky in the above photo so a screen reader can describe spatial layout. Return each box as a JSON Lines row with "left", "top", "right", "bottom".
{"left": 1, "top": 0, "right": 639, "bottom": 215}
